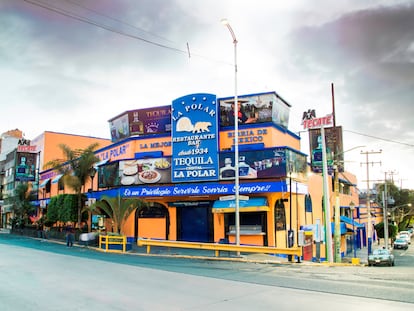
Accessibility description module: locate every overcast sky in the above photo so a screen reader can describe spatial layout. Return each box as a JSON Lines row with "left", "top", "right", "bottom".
{"left": 1, "top": 0, "right": 413, "bottom": 190}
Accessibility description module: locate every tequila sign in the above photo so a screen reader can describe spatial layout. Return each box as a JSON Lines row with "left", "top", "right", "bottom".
{"left": 171, "top": 93, "right": 219, "bottom": 182}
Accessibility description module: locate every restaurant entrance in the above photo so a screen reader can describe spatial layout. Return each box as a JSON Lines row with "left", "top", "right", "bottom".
{"left": 176, "top": 202, "right": 213, "bottom": 242}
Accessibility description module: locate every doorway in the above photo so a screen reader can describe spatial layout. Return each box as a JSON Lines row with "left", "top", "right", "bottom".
{"left": 177, "top": 206, "right": 212, "bottom": 242}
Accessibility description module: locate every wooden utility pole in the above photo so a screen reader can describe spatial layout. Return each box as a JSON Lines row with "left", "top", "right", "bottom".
{"left": 360, "top": 150, "right": 382, "bottom": 255}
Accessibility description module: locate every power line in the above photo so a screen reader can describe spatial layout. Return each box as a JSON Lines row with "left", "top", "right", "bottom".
{"left": 64, "top": 0, "right": 175, "bottom": 44}
{"left": 344, "top": 129, "right": 414, "bottom": 147}
{"left": 23, "top": 0, "right": 231, "bottom": 66}
{"left": 23, "top": 0, "right": 189, "bottom": 55}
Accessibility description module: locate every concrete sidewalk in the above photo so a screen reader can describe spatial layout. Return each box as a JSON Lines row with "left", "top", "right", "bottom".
{"left": 2, "top": 230, "right": 376, "bottom": 266}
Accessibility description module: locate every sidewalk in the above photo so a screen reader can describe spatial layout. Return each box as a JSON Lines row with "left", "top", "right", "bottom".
{"left": 2, "top": 230, "right": 381, "bottom": 266}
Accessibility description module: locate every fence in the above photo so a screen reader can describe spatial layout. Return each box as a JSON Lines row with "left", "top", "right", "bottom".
{"left": 99, "top": 235, "right": 130, "bottom": 253}
{"left": 137, "top": 238, "right": 302, "bottom": 261}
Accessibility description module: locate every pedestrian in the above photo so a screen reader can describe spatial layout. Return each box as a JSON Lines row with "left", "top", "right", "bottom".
{"left": 65, "top": 225, "right": 74, "bottom": 247}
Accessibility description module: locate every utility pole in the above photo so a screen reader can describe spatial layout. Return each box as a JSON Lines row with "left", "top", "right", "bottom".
{"left": 383, "top": 172, "right": 389, "bottom": 250}
{"left": 383, "top": 170, "right": 396, "bottom": 249}
{"left": 360, "top": 150, "right": 382, "bottom": 255}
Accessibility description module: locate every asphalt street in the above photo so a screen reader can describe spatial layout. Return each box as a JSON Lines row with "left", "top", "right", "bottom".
{"left": 1, "top": 233, "right": 413, "bottom": 310}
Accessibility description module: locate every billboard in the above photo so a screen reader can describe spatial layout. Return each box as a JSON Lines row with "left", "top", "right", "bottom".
{"left": 171, "top": 93, "right": 219, "bottom": 183}
{"left": 98, "top": 158, "right": 173, "bottom": 188}
{"left": 218, "top": 147, "right": 307, "bottom": 181}
{"left": 219, "top": 92, "right": 290, "bottom": 128}
{"left": 108, "top": 106, "right": 171, "bottom": 142}
{"left": 309, "top": 126, "right": 343, "bottom": 173}
{"left": 15, "top": 152, "right": 38, "bottom": 182}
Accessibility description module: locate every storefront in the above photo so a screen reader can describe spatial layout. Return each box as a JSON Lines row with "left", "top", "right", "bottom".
{"left": 85, "top": 91, "right": 310, "bottom": 248}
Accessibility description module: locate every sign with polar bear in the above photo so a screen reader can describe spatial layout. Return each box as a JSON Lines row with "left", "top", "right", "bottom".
{"left": 171, "top": 93, "right": 219, "bottom": 182}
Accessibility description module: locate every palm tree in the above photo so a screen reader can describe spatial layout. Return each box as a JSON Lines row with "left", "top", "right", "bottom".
{"left": 88, "top": 193, "right": 145, "bottom": 234}
{"left": 8, "top": 183, "right": 36, "bottom": 229}
{"left": 45, "top": 143, "right": 100, "bottom": 227}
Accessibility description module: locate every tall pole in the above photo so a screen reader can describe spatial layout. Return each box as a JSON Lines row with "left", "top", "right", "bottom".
{"left": 349, "top": 202, "right": 357, "bottom": 258}
{"left": 333, "top": 165, "right": 341, "bottom": 262}
{"left": 361, "top": 150, "right": 381, "bottom": 255}
{"left": 366, "top": 152, "right": 372, "bottom": 255}
{"left": 321, "top": 126, "right": 333, "bottom": 263}
{"left": 222, "top": 19, "right": 240, "bottom": 251}
{"left": 383, "top": 172, "right": 389, "bottom": 249}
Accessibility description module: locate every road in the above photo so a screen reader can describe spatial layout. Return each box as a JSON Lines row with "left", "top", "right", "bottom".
{"left": 0, "top": 234, "right": 413, "bottom": 310}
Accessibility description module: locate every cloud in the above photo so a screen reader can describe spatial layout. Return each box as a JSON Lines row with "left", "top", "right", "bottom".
{"left": 286, "top": 3, "right": 414, "bottom": 139}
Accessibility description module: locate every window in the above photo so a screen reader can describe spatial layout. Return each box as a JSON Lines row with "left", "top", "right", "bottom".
{"left": 138, "top": 203, "right": 166, "bottom": 218}
{"left": 275, "top": 199, "right": 286, "bottom": 231}
{"left": 45, "top": 180, "right": 51, "bottom": 193}
{"left": 58, "top": 179, "right": 64, "bottom": 191}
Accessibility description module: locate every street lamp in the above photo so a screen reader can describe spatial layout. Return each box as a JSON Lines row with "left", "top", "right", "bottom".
{"left": 221, "top": 18, "right": 241, "bottom": 252}
{"left": 89, "top": 167, "right": 97, "bottom": 192}
{"left": 349, "top": 201, "right": 357, "bottom": 258}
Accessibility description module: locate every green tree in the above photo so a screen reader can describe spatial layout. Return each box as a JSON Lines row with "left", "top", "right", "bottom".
{"left": 89, "top": 194, "right": 145, "bottom": 234}
{"left": 45, "top": 143, "right": 100, "bottom": 227}
{"left": 7, "top": 183, "right": 36, "bottom": 229}
{"left": 374, "top": 222, "right": 398, "bottom": 241}
{"left": 61, "top": 194, "right": 78, "bottom": 223}
{"left": 46, "top": 196, "right": 59, "bottom": 225}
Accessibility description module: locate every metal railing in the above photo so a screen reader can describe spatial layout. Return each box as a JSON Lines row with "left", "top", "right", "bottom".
{"left": 99, "top": 235, "right": 128, "bottom": 253}
{"left": 137, "top": 238, "right": 302, "bottom": 260}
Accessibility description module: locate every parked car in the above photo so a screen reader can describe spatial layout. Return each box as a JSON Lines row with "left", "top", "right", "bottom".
{"left": 399, "top": 230, "right": 412, "bottom": 238}
{"left": 393, "top": 238, "right": 409, "bottom": 250}
{"left": 368, "top": 248, "right": 395, "bottom": 266}
{"left": 397, "top": 233, "right": 411, "bottom": 244}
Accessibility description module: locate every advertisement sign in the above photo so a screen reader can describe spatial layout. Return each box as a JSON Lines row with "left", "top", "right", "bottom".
{"left": 97, "top": 148, "right": 307, "bottom": 187}
{"left": 15, "top": 152, "right": 38, "bottom": 182}
{"left": 219, "top": 148, "right": 287, "bottom": 180}
{"left": 118, "top": 158, "right": 172, "bottom": 186}
{"left": 98, "top": 162, "right": 120, "bottom": 188}
{"left": 109, "top": 106, "right": 171, "bottom": 142}
{"left": 219, "top": 91, "right": 290, "bottom": 128}
{"left": 171, "top": 93, "right": 219, "bottom": 182}
{"left": 218, "top": 147, "right": 307, "bottom": 181}
{"left": 90, "top": 180, "right": 289, "bottom": 199}
{"left": 309, "top": 126, "right": 343, "bottom": 173}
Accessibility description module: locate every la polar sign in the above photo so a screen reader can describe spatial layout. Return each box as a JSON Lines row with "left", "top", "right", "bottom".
{"left": 302, "top": 113, "right": 333, "bottom": 129}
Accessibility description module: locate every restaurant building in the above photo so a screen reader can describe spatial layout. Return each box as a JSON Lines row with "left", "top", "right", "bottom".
{"left": 39, "top": 91, "right": 362, "bottom": 261}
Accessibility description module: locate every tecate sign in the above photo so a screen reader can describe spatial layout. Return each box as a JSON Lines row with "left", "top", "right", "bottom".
{"left": 302, "top": 112, "right": 333, "bottom": 129}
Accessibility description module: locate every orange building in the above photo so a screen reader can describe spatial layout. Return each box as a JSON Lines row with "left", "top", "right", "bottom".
{"left": 35, "top": 131, "right": 111, "bottom": 209}
{"left": 40, "top": 92, "right": 366, "bottom": 261}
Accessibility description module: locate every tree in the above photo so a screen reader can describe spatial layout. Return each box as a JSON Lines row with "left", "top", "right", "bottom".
{"left": 88, "top": 194, "right": 145, "bottom": 234}
{"left": 7, "top": 183, "right": 36, "bottom": 229}
{"left": 375, "top": 184, "right": 414, "bottom": 230}
{"left": 374, "top": 222, "right": 398, "bottom": 241}
{"left": 46, "top": 196, "right": 59, "bottom": 225}
{"left": 45, "top": 143, "right": 100, "bottom": 227}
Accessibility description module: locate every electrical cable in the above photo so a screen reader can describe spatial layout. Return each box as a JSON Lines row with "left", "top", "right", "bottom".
{"left": 344, "top": 129, "right": 414, "bottom": 148}
{"left": 23, "top": 0, "right": 231, "bottom": 66}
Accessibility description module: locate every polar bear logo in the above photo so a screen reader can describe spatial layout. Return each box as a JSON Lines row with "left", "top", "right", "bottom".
{"left": 193, "top": 121, "right": 211, "bottom": 133}
{"left": 176, "top": 117, "right": 212, "bottom": 133}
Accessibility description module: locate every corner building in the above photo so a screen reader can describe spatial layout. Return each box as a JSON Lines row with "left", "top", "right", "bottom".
{"left": 40, "top": 91, "right": 360, "bottom": 260}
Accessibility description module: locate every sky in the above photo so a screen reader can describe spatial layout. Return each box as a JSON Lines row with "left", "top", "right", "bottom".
{"left": 1, "top": 0, "right": 413, "bottom": 191}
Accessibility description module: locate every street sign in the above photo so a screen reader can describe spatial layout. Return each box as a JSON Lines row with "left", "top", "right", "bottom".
{"left": 219, "top": 195, "right": 249, "bottom": 201}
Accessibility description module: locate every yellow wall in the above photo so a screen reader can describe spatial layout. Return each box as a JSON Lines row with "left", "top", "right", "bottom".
{"left": 138, "top": 218, "right": 167, "bottom": 239}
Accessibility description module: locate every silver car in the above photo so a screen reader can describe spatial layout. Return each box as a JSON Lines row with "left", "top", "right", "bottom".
{"left": 393, "top": 238, "right": 409, "bottom": 250}
{"left": 368, "top": 248, "right": 395, "bottom": 266}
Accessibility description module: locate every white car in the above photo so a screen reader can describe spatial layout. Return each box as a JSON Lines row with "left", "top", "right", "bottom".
{"left": 399, "top": 230, "right": 412, "bottom": 238}
{"left": 397, "top": 233, "right": 411, "bottom": 244}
